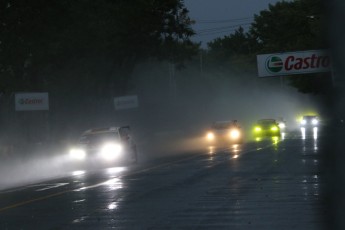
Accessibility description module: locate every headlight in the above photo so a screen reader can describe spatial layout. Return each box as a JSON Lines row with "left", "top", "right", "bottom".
{"left": 312, "top": 119, "right": 318, "bottom": 125}
{"left": 254, "top": 127, "right": 261, "bottom": 132}
{"left": 101, "top": 143, "right": 123, "bottom": 160}
{"left": 278, "top": 123, "right": 285, "bottom": 129}
{"left": 207, "top": 132, "right": 215, "bottom": 140}
{"left": 69, "top": 148, "right": 86, "bottom": 160}
{"left": 300, "top": 119, "right": 306, "bottom": 125}
{"left": 271, "top": 126, "right": 278, "bottom": 131}
{"left": 230, "top": 129, "right": 240, "bottom": 139}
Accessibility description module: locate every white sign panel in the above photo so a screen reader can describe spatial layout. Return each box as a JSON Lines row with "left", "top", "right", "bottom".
{"left": 15, "top": 92, "right": 49, "bottom": 111}
{"left": 257, "top": 50, "right": 331, "bottom": 77}
{"left": 114, "top": 95, "right": 138, "bottom": 110}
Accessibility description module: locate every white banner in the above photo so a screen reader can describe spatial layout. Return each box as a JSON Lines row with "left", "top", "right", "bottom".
{"left": 114, "top": 95, "right": 138, "bottom": 110}
{"left": 257, "top": 50, "right": 331, "bottom": 77}
{"left": 15, "top": 92, "right": 49, "bottom": 111}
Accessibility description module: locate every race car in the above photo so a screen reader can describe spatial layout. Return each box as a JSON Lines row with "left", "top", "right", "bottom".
{"left": 253, "top": 119, "right": 281, "bottom": 138}
{"left": 69, "top": 126, "right": 137, "bottom": 164}
{"left": 206, "top": 120, "right": 243, "bottom": 145}
{"left": 300, "top": 115, "right": 319, "bottom": 128}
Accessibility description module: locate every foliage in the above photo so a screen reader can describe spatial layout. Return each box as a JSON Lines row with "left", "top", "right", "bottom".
{"left": 206, "top": 0, "right": 329, "bottom": 94}
{"left": 250, "top": 0, "right": 326, "bottom": 53}
{"left": 0, "top": 0, "right": 198, "bottom": 96}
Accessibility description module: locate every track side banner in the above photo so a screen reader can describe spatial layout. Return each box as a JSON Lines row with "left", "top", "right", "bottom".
{"left": 114, "top": 95, "right": 138, "bottom": 110}
{"left": 257, "top": 50, "right": 331, "bottom": 77}
{"left": 15, "top": 92, "right": 49, "bottom": 111}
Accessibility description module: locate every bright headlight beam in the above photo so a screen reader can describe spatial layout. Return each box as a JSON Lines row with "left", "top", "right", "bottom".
{"left": 69, "top": 149, "right": 86, "bottom": 160}
{"left": 230, "top": 129, "right": 240, "bottom": 139}
{"left": 254, "top": 127, "right": 261, "bottom": 132}
{"left": 312, "top": 119, "right": 318, "bottom": 125}
{"left": 101, "top": 143, "right": 123, "bottom": 160}
{"left": 278, "top": 123, "right": 285, "bottom": 129}
{"left": 301, "top": 120, "right": 307, "bottom": 125}
{"left": 271, "top": 126, "right": 278, "bottom": 131}
{"left": 207, "top": 132, "right": 215, "bottom": 140}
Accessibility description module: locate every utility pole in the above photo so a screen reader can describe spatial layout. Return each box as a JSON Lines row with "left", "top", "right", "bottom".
{"left": 200, "top": 51, "right": 203, "bottom": 78}
{"left": 169, "top": 62, "right": 177, "bottom": 102}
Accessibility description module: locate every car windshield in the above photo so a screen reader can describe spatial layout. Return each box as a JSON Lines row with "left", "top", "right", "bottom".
{"left": 257, "top": 120, "right": 276, "bottom": 126}
{"left": 303, "top": 116, "right": 317, "bottom": 120}
{"left": 79, "top": 132, "right": 120, "bottom": 145}
{"left": 257, "top": 119, "right": 277, "bottom": 127}
{"left": 212, "top": 122, "right": 232, "bottom": 129}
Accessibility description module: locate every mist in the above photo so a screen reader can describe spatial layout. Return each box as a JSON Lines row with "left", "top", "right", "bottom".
{"left": 124, "top": 58, "right": 321, "bottom": 156}
{"left": 0, "top": 151, "right": 70, "bottom": 190}
{"left": 0, "top": 53, "right": 322, "bottom": 191}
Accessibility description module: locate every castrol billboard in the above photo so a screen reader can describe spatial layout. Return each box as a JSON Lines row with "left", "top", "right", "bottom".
{"left": 114, "top": 95, "right": 138, "bottom": 110}
{"left": 15, "top": 92, "right": 49, "bottom": 111}
{"left": 257, "top": 50, "right": 331, "bottom": 77}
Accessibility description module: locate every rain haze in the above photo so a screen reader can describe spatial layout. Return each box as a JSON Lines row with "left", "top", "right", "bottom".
{"left": 0, "top": 0, "right": 343, "bottom": 229}
{"left": 0, "top": 0, "right": 314, "bottom": 190}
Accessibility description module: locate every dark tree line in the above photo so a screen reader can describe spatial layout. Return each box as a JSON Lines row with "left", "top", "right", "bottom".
{"left": 0, "top": 0, "right": 198, "bottom": 98}
{"left": 0, "top": 0, "right": 199, "bottom": 144}
{"left": 0, "top": 0, "right": 330, "bottom": 102}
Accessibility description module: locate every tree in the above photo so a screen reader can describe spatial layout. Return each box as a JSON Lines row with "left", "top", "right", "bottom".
{"left": 204, "top": 26, "right": 259, "bottom": 79}
{"left": 207, "top": 27, "right": 253, "bottom": 59}
{"left": 0, "top": 0, "right": 199, "bottom": 140}
{"left": 250, "top": 0, "right": 330, "bottom": 94}
{"left": 205, "top": 0, "right": 329, "bottom": 94}
{"left": 0, "top": 0, "right": 71, "bottom": 93}
{"left": 0, "top": 0, "right": 198, "bottom": 96}
{"left": 250, "top": 0, "right": 326, "bottom": 53}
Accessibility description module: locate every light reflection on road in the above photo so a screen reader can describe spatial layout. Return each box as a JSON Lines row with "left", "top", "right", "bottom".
{"left": 206, "top": 143, "right": 242, "bottom": 162}
{"left": 72, "top": 170, "right": 86, "bottom": 176}
{"left": 104, "top": 178, "right": 123, "bottom": 191}
{"left": 313, "top": 127, "right": 318, "bottom": 140}
{"left": 300, "top": 127, "right": 318, "bottom": 140}
{"left": 0, "top": 129, "right": 326, "bottom": 229}
{"left": 208, "top": 146, "right": 215, "bottom": 155}
{"left": 106, "top": 167, "right": 127, "bottom": 175}
{"left": 299, "top": 126, "right": 321, "bottom": 202}
{"left": 70, "top": 166, "right": 126, "bottom": 221}
{"left": 232, "top": 154, "right": 239, "bottom": 159}
{"left": 229, "top": 144, "right": 241, "bottom": 159}
{"left": 254, "top": 135, "right": 283, "bottom": 146}
{"left": 301, "top": 127, "right": 306, "bottom": 140}
{"left": 108, "top": 202, "right": 117, "bottom": 210}
{"left": 301, "top": 174, "right": 320, "bottom": 200}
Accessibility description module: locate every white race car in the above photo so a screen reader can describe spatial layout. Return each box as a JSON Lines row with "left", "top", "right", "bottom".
{"left": 300, "top": 115, "right": 319, "bottom": 128}
{"left": 69, "top": 126, "right": 137, "bottom": 164}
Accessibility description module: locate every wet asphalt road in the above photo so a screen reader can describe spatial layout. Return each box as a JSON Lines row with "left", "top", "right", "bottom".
{"left": 0, "top": 131, "right": 326, "bottom": 230}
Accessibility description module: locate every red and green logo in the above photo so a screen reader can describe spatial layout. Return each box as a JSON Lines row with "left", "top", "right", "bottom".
{"left": 266, "top": 56, "right": 283, "bottom": 73}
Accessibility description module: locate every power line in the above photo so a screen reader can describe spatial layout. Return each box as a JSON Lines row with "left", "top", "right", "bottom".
{"left": 195, "top": 26, "right": 251, "bottom": 37}
{"left": 196, "top": 17, "right": 253, "bottom": 24}
{"left": 196, "top": 27, "right": 251, "bottom": 36}
{"left": 191, "top": 16, "right": 254, "bottom": 38}
{"left": 195, "top": 23, "right": 252, "bottom": 36}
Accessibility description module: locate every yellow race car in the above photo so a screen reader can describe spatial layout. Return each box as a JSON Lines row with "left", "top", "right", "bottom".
{"left": 253, "top": 119, "right": 281, "bottom": 138}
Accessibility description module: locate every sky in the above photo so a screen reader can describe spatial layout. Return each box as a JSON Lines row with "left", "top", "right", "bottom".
{"left": 184, "top": 0, "right": 286, "bottom": 47}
